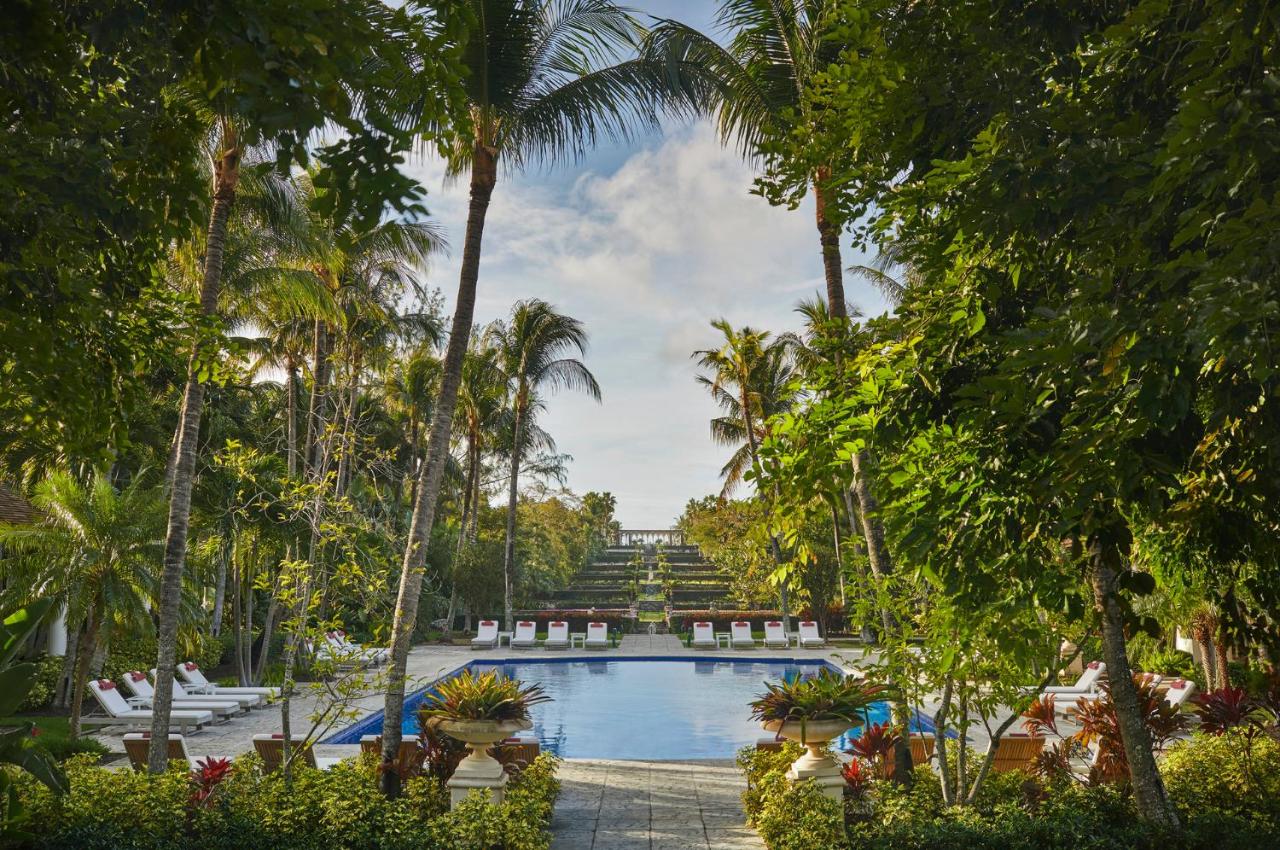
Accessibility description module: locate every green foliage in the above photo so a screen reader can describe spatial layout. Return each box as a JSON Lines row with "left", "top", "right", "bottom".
{"left": 754, "top": 772, "right": 849, "bottom": 850}
{"left": 16, "top": 656, "right": 62, "bottom": 713}
{"left": 750, "top": 670, "right": 886, "bottom": 726}
{"left": 421, "top": 669, "right": 551, "bottom": 723}
{"left": 1162, "top": 731, "right": 1280, "bottom": 829}
{"left": 0, "top": 0, "right": 469, "bottom": 465}
{"left": 742, "top": 732, "right": 1280, "bottom": 850}
{"left": 0, "top": 598, "right": 68, "bottom": 839}
{"left": 13, "top": 751, "right": 559, "bottom": 850}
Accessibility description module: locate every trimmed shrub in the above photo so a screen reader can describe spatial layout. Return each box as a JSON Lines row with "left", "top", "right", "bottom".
{"left": 18, "top": 653, "right": 63, "bottom": 712}
{"left": 13, "top": 750, "right": 560, "bottom": 850}
{"left": 1162, "top": 730, "right": 1280, "bottom": 828}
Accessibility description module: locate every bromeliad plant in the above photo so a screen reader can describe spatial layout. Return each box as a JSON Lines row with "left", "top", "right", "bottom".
{"left": 751, "top": 670, "right": 886, "bottom": 731}
{"left": 420, "top": 669, "right": 551, "bottom": 724}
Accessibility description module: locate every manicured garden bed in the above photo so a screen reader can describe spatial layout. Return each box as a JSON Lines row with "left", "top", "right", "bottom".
{"left": 739, "top": 731, "right": 1280, "bottom": 850}
{"left": 10, "top": 750, "right": 560, "bottom": 850}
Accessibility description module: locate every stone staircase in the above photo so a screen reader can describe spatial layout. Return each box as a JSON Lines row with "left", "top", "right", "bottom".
{"left": 530, "top": 535, "right": 734, "bottom": 632}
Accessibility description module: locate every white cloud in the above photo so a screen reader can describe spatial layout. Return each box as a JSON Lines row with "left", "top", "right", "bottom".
{"left": 402, "top": 123, "right": 887, "bottom": 528}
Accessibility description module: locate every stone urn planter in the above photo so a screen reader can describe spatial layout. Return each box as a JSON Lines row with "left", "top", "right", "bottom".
{"left": 430, "top": 717, "right": 532, "bottom": 807}
{"left": 762, "top": 717, "right": 860, "bottom": 800}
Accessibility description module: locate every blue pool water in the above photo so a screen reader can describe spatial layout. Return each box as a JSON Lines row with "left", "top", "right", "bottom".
{"left": 326, "top": 657, "right": 936, "bottom": 758}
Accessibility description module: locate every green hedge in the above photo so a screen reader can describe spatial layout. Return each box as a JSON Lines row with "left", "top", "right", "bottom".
{"left": 11, "top": 751, "right": 559, "bottom": 850}
{"left": 739, "top": 730, "right": 1280, "bottom": 850}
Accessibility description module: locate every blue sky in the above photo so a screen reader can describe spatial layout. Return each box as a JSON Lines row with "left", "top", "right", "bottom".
{"left": 405, "top": 1, "right": 889, "bottom": 528}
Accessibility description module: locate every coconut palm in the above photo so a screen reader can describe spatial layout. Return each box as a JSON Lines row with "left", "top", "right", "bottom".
{"left": 645, "top": 1, "right": 849, "bottom": 318}
{"left": 490, "top": 301, "right": 600, "bottom": 629}
{"left": 695, "top": 319, "right": 797, "bottom": 621}
{"left": 0, "top": 473, "right": 164, "bottom": 739}
{"left": 380, "top": 0, "right": 683, "bottom": 796}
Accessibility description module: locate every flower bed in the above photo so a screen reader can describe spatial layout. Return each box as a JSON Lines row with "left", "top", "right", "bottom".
{"left": 12, "top": 749, "right": 560, "bottom": 850}
{"left": 737, "top": 730, "right": 1280, "bottom": 850}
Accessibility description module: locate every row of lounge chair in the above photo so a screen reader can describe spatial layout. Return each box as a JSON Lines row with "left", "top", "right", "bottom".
{"left": 1021, "top": 662, "right": 1200, "bottom": 716}
{"left": 691, "top": 621, "right": 826, "bottom": 649}
{"left": 470, "top": 620, "right": 612, "bottom": 650}
{"left": 83, "top": 663, "right": 279, "bottom": 732}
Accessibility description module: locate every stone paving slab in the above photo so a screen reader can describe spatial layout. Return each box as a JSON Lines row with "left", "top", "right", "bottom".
{"left": 550, "top": 759, "right": 765, "bottom": 850}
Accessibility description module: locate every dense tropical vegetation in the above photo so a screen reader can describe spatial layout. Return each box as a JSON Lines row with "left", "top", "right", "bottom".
{"left": 4, "top": 0, "right": 1280, "bottom": 846}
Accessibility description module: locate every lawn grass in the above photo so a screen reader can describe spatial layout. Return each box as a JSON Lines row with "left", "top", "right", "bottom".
{"left": 0, "top": 713, "right": 109, "bottom": 760}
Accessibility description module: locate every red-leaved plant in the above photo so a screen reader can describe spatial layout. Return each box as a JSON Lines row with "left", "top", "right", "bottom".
{"left": 846, "top": 722, "right": 902, "bottom": 779}
{"left": 841, "top": 757, "right": 871, "bottom": 799}
{"left": 1194, "top": 686, "right": 1277, "bottom": 736}
{"left": 188, "top": 757, "right": 233, "bottom": 810}
{"left": 1072, "top": 675, "right": 1191, "bottom": 783}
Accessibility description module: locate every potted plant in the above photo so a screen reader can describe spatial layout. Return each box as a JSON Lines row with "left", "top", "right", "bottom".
{"left": 750, "top": 669, "right": 886, "bottom": 799}
{"left": 421, "top": 669, "right": 550, "bottom": 806}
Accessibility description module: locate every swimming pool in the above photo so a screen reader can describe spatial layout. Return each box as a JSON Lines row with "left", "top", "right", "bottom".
{"left": 325, "top": 656, "right": 936, "bottom": 758}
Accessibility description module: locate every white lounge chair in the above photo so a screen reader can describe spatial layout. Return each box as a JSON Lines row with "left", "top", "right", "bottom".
{"left": 1163, "top": 678, "right": 1197, "bottom": 709}
{"left": 731, "top": 621, "right": 755, "bottom": 649}
{"left": 122, "top": 733, "right": 200, "bottom": 770}
{"left": 251, "top": 734, "right": 342, "bottom": 772}
{"left": 764, "top": 621, "right": 789, "bottom": 649}
{"left": 798, "top": 621, "right": 826, "bottom": 648}
{"left": 325, "top": 632, "right": 384, "bottom": 666}
{"left": 165, "top": 673, "right": 260, "bottom": 710}
{"left": 471, "top": 620, "right": 499, "bottom": 649}
{"left": 584, "top": 622, "right": 610, "bottom": 649}
{"left": 83, "top": 679, "right": 212, "bottom": 732}
{"left": 691, "top": 621, "right": 717, "bottom": 649}
{"left": 511, "top": 621, "right": 538, "bottom": 649}
{"left": 334, "top": 629, "right": 389, "bottom": 664}
{"left": 544, "top": 621, "right": 569, "bottom": 650}
{"left": 177, "top": 662, "right": 279, "bottom": 700}
{"left": 1059, "top": 673, "right": 1163, "bottom": 717}
{"left": 1028, "top": 661, "right": 1106, "bottom": 695}
{"left": 119, "top": 672, "right": 243, "bottom": 719}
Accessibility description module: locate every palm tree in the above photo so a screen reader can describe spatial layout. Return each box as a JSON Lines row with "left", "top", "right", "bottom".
{"left": 694, "top": 319, "right": 797, "bottom": 622}
{"left": 645, "top": 1, "right": 849, "bottom": 318}
{"left": 379, "top": 0, "right": 682, "bottom": 797}
{"left": 0, "top": 473, "right": 164, "bottom": 739}
{"left": 491, "top": 301, "right": 600, "bottom": 629}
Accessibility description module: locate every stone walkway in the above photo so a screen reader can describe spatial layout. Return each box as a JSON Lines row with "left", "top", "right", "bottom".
{"left": 550, "top": 759, "right": 764, "bottom": 850}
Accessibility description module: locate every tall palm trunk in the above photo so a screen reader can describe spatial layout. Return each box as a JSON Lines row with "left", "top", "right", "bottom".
{"left": 502, "top": 396, "right": 526, "bottom": 631}
{"left": 379, "top": 142, "right": 496, "bottom": 799}
{"left": 812, "top": 177, "right": 846, "bottom": 321}
{"left": 1088, "top": 531, "right": 1180, "bottom": 827}
{"left": 68, "top": 605, "right": 100, "bottom": 740}
{"left": 336, "top": 351, "right": 362, "bottom": 496}
{"left": 305, "top": 320, "right": 332, "bottom": 477}
{"left": 446, "top": 433, "right": 479, "bottom": 637}
{"left": 286, "top": 357, "right": 299, "bottom": 478}
{"left": 149, "top": 130, "right": 240, "bottom": 772}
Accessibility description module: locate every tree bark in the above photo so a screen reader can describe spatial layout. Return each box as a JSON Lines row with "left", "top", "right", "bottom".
{"left": 812, "top": 177, "right": 847, "bottom": 322}
{"left": 1088, "top": 532, "right": 1180, "bottom": 827}
{"left": 304, "top": 320, "right": 332, "bottom": 479}
{"left": 210, "top": 531, "right": 231, "bottom": 636}
{"left": 286, "top": 358, "right": 299, "bottom": 479}
{"left": 849, "top": 450, "right": 912, "bottom": 781}
{"left": 68, "top": 605, "right": 99, "bottom": 740}
{"left": 379, "top": 142, "right": 496, "bottom": 798}
{"left": 148, "top": 130, "right": 240, "bottom": 772}
{"left": 502, "top": 398, "right": 525, "bottom": 632}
